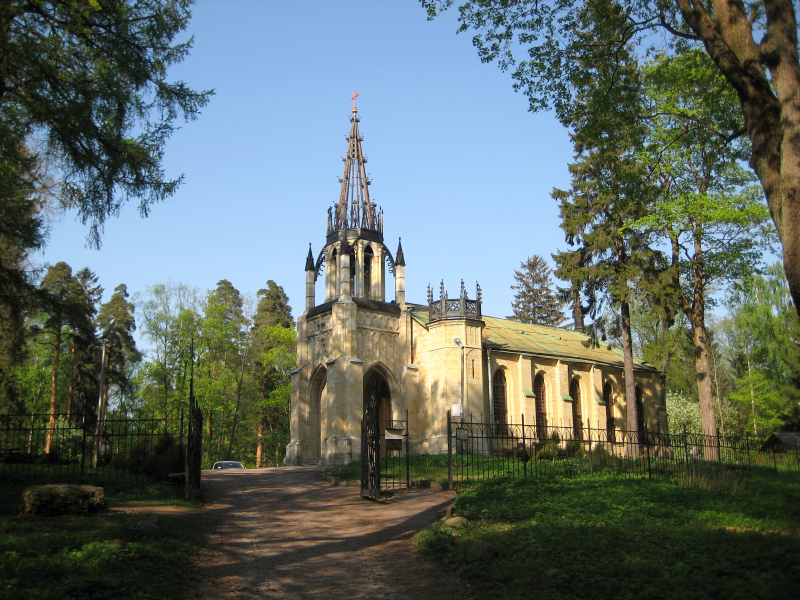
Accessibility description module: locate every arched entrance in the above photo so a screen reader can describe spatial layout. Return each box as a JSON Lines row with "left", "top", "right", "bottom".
{"left": 308, "top": 366, "right": 328, "bottom": 461}
{"left": 363, "top": 368, "right": 391, "bottom": 441}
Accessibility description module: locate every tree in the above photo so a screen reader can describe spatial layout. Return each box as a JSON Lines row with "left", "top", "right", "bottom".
{"left": 0, "top": 0, "right": 211, "bottom": 247}
{"left": 633, "top": 48, "right": 772, "bottom": 438}
{"left": 422, "top": 0, "right": 800, "bottom": 320}
{"left": 509, "top": 255, "right": 565, "bottom": 326}
{"left": 136, "top": 281, "right": 198, "bottom": 420}
{"left": 253, "top": 281, "right": 295, "bottom": 467}
{"left": 38, "top": 262, "right": 84, "bottom": 452}
{"left": 723, "top": 263, "right": 799, "bottom": 434}
{"left": 550, "top": 3, "right": 657, "bottom": 446}
{"left": 65, "top": 268, "right": 102, "bottom": 421}
{"left": 96, "top": 284, "right": 140, "bottom": 416}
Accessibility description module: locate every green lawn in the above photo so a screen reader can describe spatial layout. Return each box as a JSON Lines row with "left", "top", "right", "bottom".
{"left": 414, "top": 473, "right": 800, "bottom": 600}
{"left": 0, "top": 477, "right": 204, "bottom": 600}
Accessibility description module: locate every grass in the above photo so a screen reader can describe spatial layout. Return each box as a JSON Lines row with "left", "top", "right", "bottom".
{"left": 414, "top": 472, "right": 800, "bottom": 600}
{"left": 322, "top": 454, "right": 451, "bottom": 486}
{"left": 0, "top": 475, "right": 205, "bottom": 600}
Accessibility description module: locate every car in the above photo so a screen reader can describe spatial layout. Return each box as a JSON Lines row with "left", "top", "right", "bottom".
{"left": 211, "top": 461, "right": 246, "bottom": 470}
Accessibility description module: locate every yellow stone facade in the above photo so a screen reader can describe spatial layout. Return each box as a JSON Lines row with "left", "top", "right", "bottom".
{"left": 284, "top": 111, "right": 666, "bottom": 466}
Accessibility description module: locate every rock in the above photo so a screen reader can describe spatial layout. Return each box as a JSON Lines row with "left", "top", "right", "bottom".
{"left": 466, "top": 540, "right": 497, "bottom": 560}
{"left": 20, "top": 484, "right": 104, "bottom": 516}
{"left": 106, "top": 539, "right": 128, "bottom": 550}
{"left": 445, "top": 516, "right": 468, "bottom": 527}
{"left": 542, "top": 568, "right": 567, "bottom": 583}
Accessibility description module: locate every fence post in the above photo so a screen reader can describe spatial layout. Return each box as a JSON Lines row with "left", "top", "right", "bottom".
{"left": 772, "top": 443, "right": 778, "bottom": 475}
{"left": 522, "top": 414, "right": 527, "bottom": 479}
{"left": 447, "top": 410, "right": 453, "bottom": 490}
{"left": 745, "top": 434, "right": 752, "bottom": 476}
{"left": 645, "top": 423, "right": 652, "bottom": 479}
{"left": 80, "top": 405, "right": 88, "bottom": 478}
{"left": 682, "top": 424, "right": 690, "bottom": 474}
{"left": 405, "top": 409, "right": 410, "bottom": 488}
{"left": 588, "top": 420, "right": 593, "bottom": 477}
{"left": 180, "top": 405, "right": 185, "bottom": 475}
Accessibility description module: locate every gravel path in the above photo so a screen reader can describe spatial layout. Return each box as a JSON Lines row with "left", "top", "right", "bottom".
{"left": 188, "top": 466, "right": 473, "bottom": 600}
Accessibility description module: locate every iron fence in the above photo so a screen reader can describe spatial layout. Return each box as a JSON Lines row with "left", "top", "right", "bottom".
{"left": 447, "top": 412, "right": 800, "bottom": 488}
{"left": 0, "top": 410, "right": 187, "bottom": 482}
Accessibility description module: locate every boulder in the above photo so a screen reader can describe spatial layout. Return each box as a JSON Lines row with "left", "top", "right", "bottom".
{"left": 20, "top": 484, "right": 104, "bottom": 516}
{"left": 445, "top": 516, "right": 468, "bottom": 527}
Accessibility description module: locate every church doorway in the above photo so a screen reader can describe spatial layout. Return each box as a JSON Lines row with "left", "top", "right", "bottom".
{"left": 363, "top": 369, "right": 391, "bottom": 442}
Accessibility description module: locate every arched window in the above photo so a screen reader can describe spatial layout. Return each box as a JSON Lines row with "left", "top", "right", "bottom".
{"left": 492, "top": 370, "right": 507, "bottom": 435}
{"left": 635, "top": 386, "right": 646, "bottom": 447}
{"left": 329, "top": 248, "right": 338, "bottom": 301}
{"left": 604, "top": 382, "right": 615, "bottom": 443}
{"left": 363, "top": 246, "right": 373, "bottom": 299}
{"left": 349, "top": 247, "right": 356, "bottom": 295}
{"left": 570, "top": 378, "right": 582, "bottom": 440}
{"left": 534, "top": 374, "right": 547, "bottom": 439}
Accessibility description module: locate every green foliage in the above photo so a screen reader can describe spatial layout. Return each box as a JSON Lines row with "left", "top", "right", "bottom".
{"left": 0, "top": 482, "right": 202, "bottom": 599}
{"left": 509, "top": 255, "right": 565, "bottom": 326}
{"left": 415, "top": 475, "right": 800, "bottom": 600}
{"left": 0, "top": 0, "right": 211, "bottom": 248}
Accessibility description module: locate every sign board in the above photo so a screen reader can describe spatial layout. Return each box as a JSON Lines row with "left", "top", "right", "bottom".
{"left": 456, "top": 427, "right": 469, "bottom": 440}
{"left": 451, "top": 404, "right": 462, "bottom": 418}
{"left": 385, "top": 439, "right": 402, "bottom": 451}
{"left": 385, "top": 428, "right": 404, "bottom": 440}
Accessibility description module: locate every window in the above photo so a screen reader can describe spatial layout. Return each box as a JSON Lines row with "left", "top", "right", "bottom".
{"left": 604, "top": 383, "right": 615, "bottom": 443}
{"left": 534, "top": 374, "right": 547, "bottom": 439}
{"left": 636, "top": 386, "right": 646, "bottom": 447}
{"left": 363, "top": 246, "right": 373, "bottom": 299}
{"left": 492, "top": 370, "right": 507, "bottom": 435}
{"left": 570, "top": 379, "right": 582, "bottom": 440}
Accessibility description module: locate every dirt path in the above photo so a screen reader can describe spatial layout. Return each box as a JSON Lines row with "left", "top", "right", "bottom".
{"left": 187, "top": 466, "right": 474, "bottom": 600}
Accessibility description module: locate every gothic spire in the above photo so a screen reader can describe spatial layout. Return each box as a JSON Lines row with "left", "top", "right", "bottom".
{"left": 395, "top": 238, "right": 405, "bottom": 266}
{"left": 332, "top": 92, "right": 379, "bottom": 232}
{"left": 305, "top": 243, "right": 315, "bottom": 272}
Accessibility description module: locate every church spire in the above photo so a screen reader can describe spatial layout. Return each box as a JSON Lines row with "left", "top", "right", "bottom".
{"left": 332, "top": 92, "right": 379, "bottom": 233}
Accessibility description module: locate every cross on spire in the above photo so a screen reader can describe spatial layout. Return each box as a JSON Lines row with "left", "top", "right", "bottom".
{"left": 351, "top": 90, "right": 359, "bottom": 114}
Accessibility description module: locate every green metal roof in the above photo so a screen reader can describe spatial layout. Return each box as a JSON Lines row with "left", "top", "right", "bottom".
{"left": 407, "top": 304, "right": 658, "bottom": 373}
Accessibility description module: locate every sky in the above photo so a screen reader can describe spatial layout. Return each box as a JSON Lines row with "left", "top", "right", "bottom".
{"left": 36, "top": 1, "right": 577, "bottom": 346}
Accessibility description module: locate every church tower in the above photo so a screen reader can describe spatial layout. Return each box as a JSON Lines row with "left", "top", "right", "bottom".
{"left": 287, "top": 95, "right": 410, "bottom": 466}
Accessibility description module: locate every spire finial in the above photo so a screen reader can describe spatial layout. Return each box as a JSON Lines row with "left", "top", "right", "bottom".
{"left": 351, "top": 90, "right": 359, "bottom": 114}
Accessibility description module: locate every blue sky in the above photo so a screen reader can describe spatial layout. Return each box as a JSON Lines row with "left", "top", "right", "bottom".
{"left": 36, "top": 1, "right": 576, "bottom": 343}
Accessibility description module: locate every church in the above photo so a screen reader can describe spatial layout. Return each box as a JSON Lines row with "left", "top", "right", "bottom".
{"left": 285, "top": 99, "right": 666, "bottom": 466}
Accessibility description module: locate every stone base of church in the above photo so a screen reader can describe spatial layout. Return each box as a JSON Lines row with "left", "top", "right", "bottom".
{"left": 321, "top": 436, "right": 358, "bottom": 466}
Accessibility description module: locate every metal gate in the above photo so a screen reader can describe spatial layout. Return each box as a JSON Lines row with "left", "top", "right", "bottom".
{"left": 361, "top": 386, "right": 409, "bottom": 498}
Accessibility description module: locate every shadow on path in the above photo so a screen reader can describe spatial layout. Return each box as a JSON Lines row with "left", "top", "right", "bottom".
{"left": 188, "top": 467, "right": 473, "bottom": 600}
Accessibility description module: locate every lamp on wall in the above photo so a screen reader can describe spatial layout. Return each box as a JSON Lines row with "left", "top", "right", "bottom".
{"left": 455, "top": 338, "right": 465, "bottom": 419}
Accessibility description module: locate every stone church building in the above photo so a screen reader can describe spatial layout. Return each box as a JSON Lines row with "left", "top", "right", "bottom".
{"left": 285, "top": 102, "right": 666, "bottom": 466}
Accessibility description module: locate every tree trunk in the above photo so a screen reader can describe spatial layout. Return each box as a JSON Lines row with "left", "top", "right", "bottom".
{"left": 690, "top": 314, "right": 718, "bottom": 459}
{"left": 256, "top": 406, "right": 264, "bottom": 468}
{"left": 675, "top": 0, "right": 800, "bottom": 319}
{"left": 66, "top": 338, "right": 75, "bottom": 422}
{"left": 45, "top": 325, "right": 62, "bottom": 454}
{"left": 572, "top": 287, "right": 585, "bottom": 332}
{"left": 620, "top": 299, "right": 639, "bottom": 457}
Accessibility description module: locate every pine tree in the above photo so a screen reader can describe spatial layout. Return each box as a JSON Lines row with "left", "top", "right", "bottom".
{"left": 96, "top": 284, "right": 141, "bottom": 416}
{"left": 509, "top": 255, "right": 565, "bottom": 327}
{"left": 253, "top": 281, "right": 295, "bottom": 467}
